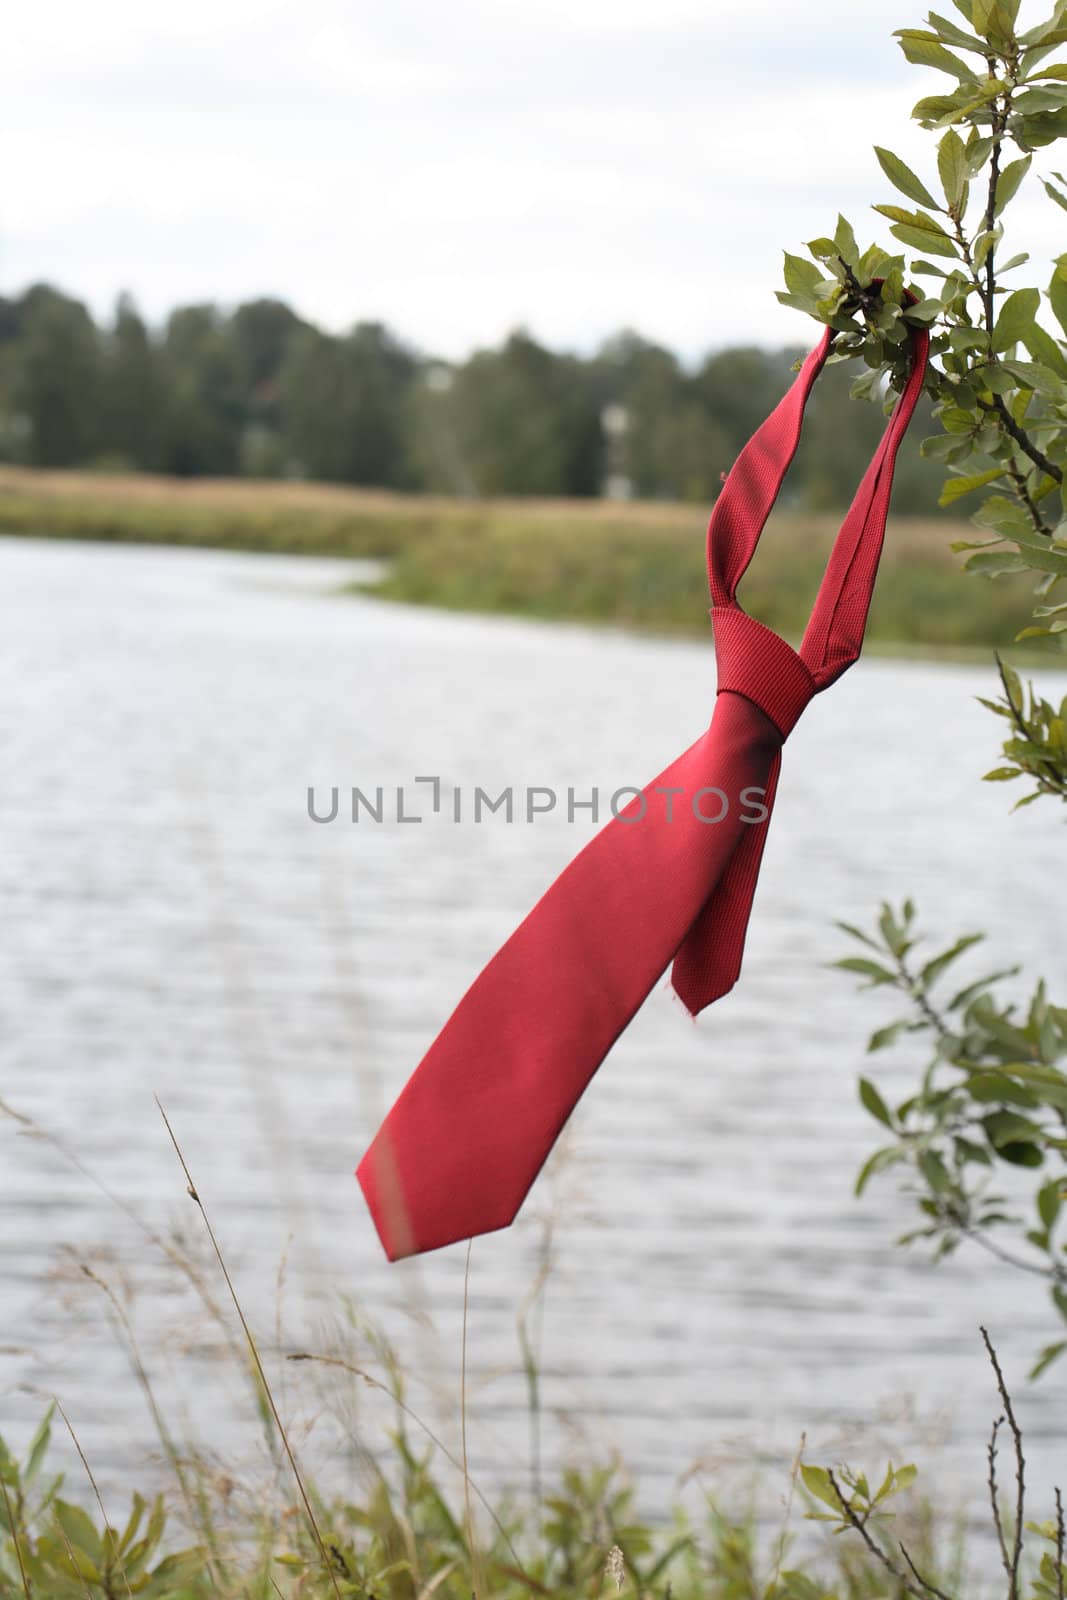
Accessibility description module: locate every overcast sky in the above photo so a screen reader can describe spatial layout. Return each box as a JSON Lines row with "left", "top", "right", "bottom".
{"left": 4, "top": 0, "right": 1061, "bottom": 360}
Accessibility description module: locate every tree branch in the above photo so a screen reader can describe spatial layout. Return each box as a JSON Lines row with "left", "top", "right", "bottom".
{"left": 1006, "top": 462, "right": 1055, "bottom": 536}
{"left": 976, "top": 394, "right": 1064, "bottom": 489}
{"left": 982, "top": 1327, "right": 1025, "bottom": 1600}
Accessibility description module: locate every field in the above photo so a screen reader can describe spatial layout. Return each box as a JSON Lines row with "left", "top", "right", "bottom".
{"left": 0, "top": 465, "right": 1046, "bottom": 656}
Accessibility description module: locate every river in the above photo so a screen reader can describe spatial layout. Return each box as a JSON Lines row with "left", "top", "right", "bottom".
{"left": 1, "top": 533, "right": 1065, "bottom": 1564}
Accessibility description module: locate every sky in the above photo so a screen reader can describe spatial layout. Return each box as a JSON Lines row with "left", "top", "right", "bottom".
{"left": 3, "top": 0, "right": 1062, "bottom": 361}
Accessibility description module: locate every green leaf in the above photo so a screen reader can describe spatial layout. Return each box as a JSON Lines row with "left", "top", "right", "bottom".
{"left": 973, "top": 0, "right": 1021, "bottom": 41}
{"left": 1044, "top": 174, "right": 1067, "bottom": 212}
{"left": 1002, "top": 656, "right": 1025, "bottom": 712}
{"left": 1029, "top": 1340, "right": 1067, "bottom": 1379}
{"left": 800, "top": 1465, "right": 844, "bottom": 1511}
{"left": 834, "top": 919, "right": 882, "bottom": 951}
{"left": 920, "top": 932, "right": 984, "bottom": 984}
{"left": 1038, "top": 1179, "right": 1063, "bottom": 1230}
{"left": 1014, "top": 105, "right": 1067, "bottom": 148}
{"left": 999, "top": 357, "right": 1067, "bottom": 396}
{"left": 833, "top": 213, "right": 859, "bottom": 266}
{"left": 984, "top": 765, "right": 1024, "bottom": 779}
{"left": 939, "top": 467, "right": 1007, "bottom": 504}
{"left": 24, "top": 1407, "right": 54, "bottom": 1490}
{"left": 966, "top": 1070, "right": 1040, "bottom": 1104}
{"left": 1020, "top": 0, "right": 1067, "bottom": 47}
{"left": 897, "top": 30, "right": 981, "bottom": 79}
{"left": 928, "top": 9, "right": 988, "bottom": 49}
{"left": 1014, "top": 84, "right": 1067, "bottom": 112}
{"left": 859, "top": 1077, "right": 895, "bottom": 1128}
{"left": 948, "top": 966, "right": 1019, "bottom": 1009}
{"left": 994, "top": 154, "right": 1032, "bottom": 214}
{"left": 890, "top": 223, "right": 961, "bottom": 257}
{"left": 835, "top": 956, "right": 898, "bottom": 985}
{"left": 874, "top": 145, "right": 941, "bottom": 208}
{"left": 919, "top": 1148, "right": 953, "bottom": 1193}
{"left": 991, "top": 286, "right": 1040, "bottom": 352}
{"left": 1000, "top": 1141, "right": 1045, "bottom": 1166}
{"left": 807, "top": 236, "right": 838, "bottom": 261}
{"left": 868, "top": 1020, "right": 907, "bottom": 1052}
{"left": 965, "top": 550, "right": 1030, "bottom": 576}
{"left": 53, "top": 1500, "right": 104, "bottom": 1565}
{"left": 855, "top": 1145, "right": 905, "bottom": 1196}
{"left": 913, "top": 91, "right": 971, "bottom": 125}
{"left": 783, "top": 252, "right": 824, "bottom": 301}
{"left": 937, "top": 127, "right": 969, "bottom": 205}
{"left": 851, "top": 368, "right": 885, "bottom": 403}
{"left": 1050, "top": 258, "right": 1067, "bottom": 338}
{"left": 982, "top": 1109, "right": 1046, "bottom": 1148}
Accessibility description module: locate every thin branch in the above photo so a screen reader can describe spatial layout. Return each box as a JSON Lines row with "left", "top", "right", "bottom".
{"left": 1056, "top": 1486, "right": 1065, "bottom": 1600}
{"left": 155, "top": 1098, "right": 342, "bottom": 1600}
{"left": 895, "top": 950, "right": 955, "bottom": 1048}
{"left": 824, "top": 1470, "right": 932, "bottom": 1600}
{"left": 981, "top": 81, "right": 1006, "bottom": 339}
{"left": 986, "top": 1414, "right": 1013, "bottom": 1588}
{"left": 898, "top": 1538, "right": 956, "bottom": 1600}
{"left": 1007, "top": 462, "right": 1056, "bottom": 536}
{"left": 981, "top": 1328, "right": 1025, "bottom": 1600}
{"left": 977, "top": 394, "right": 1063, "bottom": 488}
{"left": 962, "top": 1222, "right": 1062, "bottom": 1281}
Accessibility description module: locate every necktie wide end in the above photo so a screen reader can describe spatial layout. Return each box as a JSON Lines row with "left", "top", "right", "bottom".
{"left": 671, "top": 967, "right": 736, "bottom": 1020}
{"left": 357, "top": 1139, "right": 520, "bottom": 1261}
{"left": 356, "top": 1154, "right": 415, "bottom": 1261}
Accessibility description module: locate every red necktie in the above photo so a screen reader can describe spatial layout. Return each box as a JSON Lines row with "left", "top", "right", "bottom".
{"left": 357, "top": 320, "right": 929, "bottom": 1261}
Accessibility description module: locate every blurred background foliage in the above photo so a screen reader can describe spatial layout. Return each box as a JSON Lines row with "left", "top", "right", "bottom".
{"left": 0, "top": 282, "right": 948, "bottom": 513}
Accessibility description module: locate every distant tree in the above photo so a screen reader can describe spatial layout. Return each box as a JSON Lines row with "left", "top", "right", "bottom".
{"left": 694, "top": 342, "right": 942, "bottom": 514}
{"left": 594, "top": 332, "right": 727, "bottom": 501}
{"left": 694, "top": 347, "right": 797, "bottom": 480}
{"left": 0, "top": 297, "right": 18, "bottom": 345}
{"left": 160, "top": 304, "right": 244, "bottom": 477}
{"left": 278, "top": 321, "right": 416, "bottom": 486}
{"left": 228, "top": 299, "right": 310, "bottom": 476}
{"left": 0, "top": 297, "right": 22, "bottom": 462}
{"left": 12, "top": 285, "right": 101, "bottom": 467}
{"left": 99, "top": 294, "right": 165, "bottom": 470}
{"left": 230, "top": 298, "right": 308, "bottom": 394}
{"left": 447, "top": 331, "right": 603, "bottom": 497}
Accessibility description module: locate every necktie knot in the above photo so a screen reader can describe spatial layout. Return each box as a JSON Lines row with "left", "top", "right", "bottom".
{"left": 711, "top": 605, "right": 816, "bottom": 740}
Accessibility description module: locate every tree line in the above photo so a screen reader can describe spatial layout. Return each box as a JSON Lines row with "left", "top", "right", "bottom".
{"left": 0, "top": 283, "right": 946, "bottom": 512}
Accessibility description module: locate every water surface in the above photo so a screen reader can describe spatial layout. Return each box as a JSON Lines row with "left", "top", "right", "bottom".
{"left": 1, "top": 534, "right": 1064, "bottom": 1547}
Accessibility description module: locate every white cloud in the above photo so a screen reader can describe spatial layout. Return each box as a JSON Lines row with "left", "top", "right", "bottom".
{"left": 2, "top": 0, "right": 1063, "bottom": 359}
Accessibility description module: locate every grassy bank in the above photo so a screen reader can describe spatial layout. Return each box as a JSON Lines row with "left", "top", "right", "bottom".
{"left": 0, "top": 1401, "right": 974, "bottom": 1600}
{"left": 0, "top": 465, "right": 1046, "bottom": 656}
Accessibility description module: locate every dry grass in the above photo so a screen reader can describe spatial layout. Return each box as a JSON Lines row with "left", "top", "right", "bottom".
{"left": 0, "top": 464, "right": 1044, "bottom": 655}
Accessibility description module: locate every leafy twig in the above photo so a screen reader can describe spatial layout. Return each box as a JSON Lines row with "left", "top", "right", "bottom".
{"left": 824, "top": 1468, "right": 935, "bottom": 1600}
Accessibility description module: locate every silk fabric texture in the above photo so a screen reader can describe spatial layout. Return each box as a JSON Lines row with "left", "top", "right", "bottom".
{"left": 358, "top": 319, "right": 930, "bottom": 1261}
